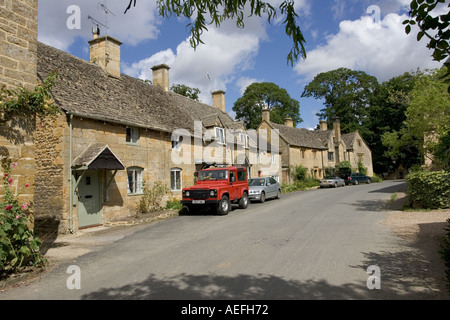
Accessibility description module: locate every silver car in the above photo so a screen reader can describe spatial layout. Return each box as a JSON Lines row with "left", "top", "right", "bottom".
{"left": 248, "top": 177, "right": 282, "bottom": 203}
{"left": 319, "top": 176, "right": 346, "bottom": 188}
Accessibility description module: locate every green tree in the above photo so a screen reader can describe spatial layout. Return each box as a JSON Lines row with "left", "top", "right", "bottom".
{"left": 232, "top": 82, "right": 301, "bottom": 130}
{"left": 301, "top": 68, "right": 379, "bottom": 134}
{"left": 382, "top": 68, "right": 450, "bottom": 169}
{"left": 170, "top": 84, "right": 201, "bottom": 101}
{"left": 403, "top": 0, "right": 450, "bottom": 92}
{"left": 366, "top": 71, "right": 421, "bottom": 173}
{"left": 124, "top": 0, "right": 306, "bottom": 65}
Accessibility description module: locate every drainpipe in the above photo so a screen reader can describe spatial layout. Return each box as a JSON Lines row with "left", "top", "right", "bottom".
{"left": 68, "top": 113, "right": 74, "bottom": 233}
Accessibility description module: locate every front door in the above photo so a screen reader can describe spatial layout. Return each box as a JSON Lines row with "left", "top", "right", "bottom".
{"left": 78, "top": 170, "right": 102, "bottom": 228}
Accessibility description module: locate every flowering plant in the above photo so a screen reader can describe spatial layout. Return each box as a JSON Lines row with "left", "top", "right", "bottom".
{"left": 0, "top": 157, "right": 45, "bottom": 277}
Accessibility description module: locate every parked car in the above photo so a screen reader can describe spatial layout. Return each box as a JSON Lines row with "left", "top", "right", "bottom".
{"left": 248, "top": 177, "right": 281, "bottom": 203}
{"left": 319, "top": 176, "right": 345, "bottom": 188}
{"left": 344, "top": 172, "right": 371, "bottom": 185}
{"left": 181, "top": 166, "right": 249, "bottom": 215}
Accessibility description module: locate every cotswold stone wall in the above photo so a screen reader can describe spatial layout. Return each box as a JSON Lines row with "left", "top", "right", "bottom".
{"left": 0, "top": 0, "right": 38, "bottom": 90}
{"left": 33, "top": 113, "right": 68, "bottom": 234}
{"left": 0, "top": 0, "right": 39, "bottom": 212}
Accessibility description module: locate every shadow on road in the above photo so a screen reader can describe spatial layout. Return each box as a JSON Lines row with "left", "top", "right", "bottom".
{"left": 368, "top": 181, "right": 406, "bottom": 194}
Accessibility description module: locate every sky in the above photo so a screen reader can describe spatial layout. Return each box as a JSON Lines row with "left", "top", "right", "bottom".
{"left": 37, "top": 0, "right": 445, "bottom": 130}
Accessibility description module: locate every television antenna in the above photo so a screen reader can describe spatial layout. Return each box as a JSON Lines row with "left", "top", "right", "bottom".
{"left": 88, "top": 2, "right": 116, "bottom": 63}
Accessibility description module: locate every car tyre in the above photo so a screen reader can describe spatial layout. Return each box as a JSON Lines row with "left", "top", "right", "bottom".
{"left": 334, "top": 182, "right": 338, "bottom": 188}
{"left": 367, "top": 179, "right": 371, "bottom": 184}
{"left": 238, "top": 192, "right": 249, "bottom": 209}
{"left": 276, "top": 189, "right": 281, "bottom": 199}
{"left": 354, "top": 180, "right": 359, "bottom": 185}
{"left": 260, "top": 192, "right": 266, "bottom": 203}
{"left": 217, "top": 195, "right": 231, "bottom": 215}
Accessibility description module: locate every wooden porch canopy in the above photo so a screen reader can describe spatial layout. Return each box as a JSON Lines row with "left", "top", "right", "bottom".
{"left": 72, "top": 143, "right": 125, "bottom": 171}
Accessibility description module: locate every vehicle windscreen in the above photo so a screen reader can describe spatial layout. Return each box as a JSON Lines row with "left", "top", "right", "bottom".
{"left": 249, "top": 178, "right": 265, "bottom": 186}
{"left": 198, "top": 170, "right": 228, "bottom": 181}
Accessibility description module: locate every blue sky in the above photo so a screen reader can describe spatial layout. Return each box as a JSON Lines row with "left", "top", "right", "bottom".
{"left": 37, "top": 0, "right": 444, "bottom": 130}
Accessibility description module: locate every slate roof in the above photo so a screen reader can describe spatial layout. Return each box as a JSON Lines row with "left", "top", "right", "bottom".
{"left": 37, "top": 42, "right": 239, "bottom": 135}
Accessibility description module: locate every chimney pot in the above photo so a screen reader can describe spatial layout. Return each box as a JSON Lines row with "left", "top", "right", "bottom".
{"left": 284, "top": 117, "right": 294, "bottom": 128}
{"left": 151, "top": 64, "right": 170, "bottom": 92}
{"left": 261, "top": 105, "right": 270, "bottom": 123}
{"left": 212, "top": 90, "right": 226, "bottom": 113}
{"left": 88, "top": 36, "right": 122, "bottom": 78}
{"left": 320, "top": 120, "right": 328, "bottom": 131}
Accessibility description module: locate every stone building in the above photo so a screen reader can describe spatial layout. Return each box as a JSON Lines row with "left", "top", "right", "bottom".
{"left": 257, "top": 108, "right": 373, "bottom": 183}
{"left": 0, "top": 0, "right": 39, "bottom": 207}
{"left": 35, "top": 34, "right": 255, "bottom": 233}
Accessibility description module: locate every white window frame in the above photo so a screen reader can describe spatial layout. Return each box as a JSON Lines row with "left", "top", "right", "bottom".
{"left": 215, "top": 127, "right": 225, "bottom": 145}
{"left": 171, "top": 168, "right": 182, "bottom": 192}
{"left": 127, "top": 167, "right": 143, "bottom": 195}
{"left": 240, "top": 133, "right": 249, "bottom": 149}
{"left": 126, "top": 127, "right": 139, "bottom": 145}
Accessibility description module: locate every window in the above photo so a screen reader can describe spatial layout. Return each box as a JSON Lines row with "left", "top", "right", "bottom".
{"left": 240, "top": 133, "right": 249, "bottom": 149}
{"left": 127, "top": 167, "right": 143, "bottom": 195}
{"left": 328, "top": 152, "right": 334, "bottom": 161}
{"left": 215, "top": 127, "right": 225, "bottom": 144}
{"left": 126, "top": 127, "right": 139, "bottom": 144}
{"left": 171, "top": 168, "right": 182, "bottom": 191}
{"left": 237, "top": 170, "right": 246, "bottom": 181}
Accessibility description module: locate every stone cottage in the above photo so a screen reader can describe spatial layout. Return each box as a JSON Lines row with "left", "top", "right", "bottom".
{"left": 257, "top": 108, "right": 373, "bottom": 183}
{"left": 35, "top": 33, "right": 253, "bottom": 233}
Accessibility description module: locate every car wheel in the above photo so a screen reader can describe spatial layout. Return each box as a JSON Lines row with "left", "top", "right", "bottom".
{"left": 276, "top": 189, "right": 281, "bottom": 199}
{"left": 260, "top": 192, "right": 266, "bottom": 203}
{"left": 182, "top": 205, "right": 191, "bottom": 215}
{"left": 217, "top": 195, "right": 231, "bottom": 215}
{"left": 334, "top": 182, "right": 338, "bottom": 188}
{"left": 354, "top": 180, "right": 359, "bottom": 185}
{"left": 238, "top": 192, "right": 249, "bottom": 209}
{"left": 367, "top": 179, "right": 371, "bottom": 184}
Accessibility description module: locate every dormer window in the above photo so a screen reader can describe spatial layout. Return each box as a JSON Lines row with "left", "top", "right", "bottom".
{"left": 126, "top": 127, "right": 139, "bottom": 145}
{"left": 215, "top": 127, "right": 225, "bottom": 144}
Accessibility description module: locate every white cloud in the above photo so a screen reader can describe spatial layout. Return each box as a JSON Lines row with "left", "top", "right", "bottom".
{"left": 123, "top": 20, "right": 264, "bottom": 105}
{"left": 294, "top": 12, "right": 442, "bottom": 83}
{"left": 38, "top": 0, "right": 160, "bottom": 51}
{"left": 236, "top": 77, "right": 264, "bottom": 96}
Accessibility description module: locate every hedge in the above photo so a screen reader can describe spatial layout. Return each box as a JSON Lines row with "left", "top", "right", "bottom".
{"left": 406, "top": 170, "right": 450, "bottom": 209}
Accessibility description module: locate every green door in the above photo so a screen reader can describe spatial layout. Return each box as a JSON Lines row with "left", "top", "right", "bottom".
{"left": 78, "top": 170, "right": 102, "bottom": 228}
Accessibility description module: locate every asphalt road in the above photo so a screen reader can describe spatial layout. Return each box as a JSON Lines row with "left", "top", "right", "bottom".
{"left": 1, "top": 180, "right": 448, "bottom": 301}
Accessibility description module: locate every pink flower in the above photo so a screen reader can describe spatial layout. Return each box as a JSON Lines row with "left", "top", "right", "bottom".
{"left": 21, "top": 203, "right": 29, "bottom": 210}
{"left": 4, "top": 172, "right": 8, "bottom": 178}
{"left": 8, "top": 178, "right": 12, "bottom": 184}
{"left": 15, "top": 215, "right": 20, "bottom": 219}
{"left": 5, "top": 205, "right": 12, "bottom": 210}
{"left": 12, "top": 162, "right": 17, "bottom": 168}
{"left": 25, "top": 183, "right": 30, "bottom": 188}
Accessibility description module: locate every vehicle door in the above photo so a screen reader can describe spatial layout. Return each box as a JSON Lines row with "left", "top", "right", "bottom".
{"left": 237, "top": 169, "right": 247, "bottom": 197}
{"left": 229, "top": 171, "right": 239, "bottom": 200}
{"left": 265, "top": 178, "right": 276, "bottom": 197}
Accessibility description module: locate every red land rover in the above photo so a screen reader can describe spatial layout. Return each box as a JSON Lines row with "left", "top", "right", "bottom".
{"left": 181, "top": 166, "right": 249, "bottom": 215}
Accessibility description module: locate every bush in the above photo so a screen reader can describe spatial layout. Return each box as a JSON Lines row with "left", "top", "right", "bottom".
{"left": 165, "top": 198, "right": 183, "bottom": 211}
{"left": 406, "top": 170, "right": 450, "bottom": 209}
{"left": 137, "top": 181, "right": 169, "bottom": 213}
{"left": 370, "top": 175, "right": 382, "bottom": 183}
{"left": 0, "top": 158, "right": 46, "bottom": 277}
{"left": 281, "top": 179, "right": 319, "bottom": 193}
{"left": 292, "top": 165, "right": 308, "bottom": 181}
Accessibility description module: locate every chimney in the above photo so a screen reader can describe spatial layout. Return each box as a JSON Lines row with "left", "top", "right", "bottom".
{"left": 262, "top": 105, "right": 270, "bottom": 123}
{"left": 88, "top": 34, "right": 122, "bottom": 78}
{"left": 284, "top": 118, "right": 294, "bottom": 127}
{"left": 320, "top": 120, "right": 328, "bottom": 131}
{"left": 212, "top": 90, "right": 226, "bottom": 113}
{"left": 151, "top": 64, "right": 170, "bottom": 92}
{"left": 333, "top": 117, "right": 341, "bottom": 143}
